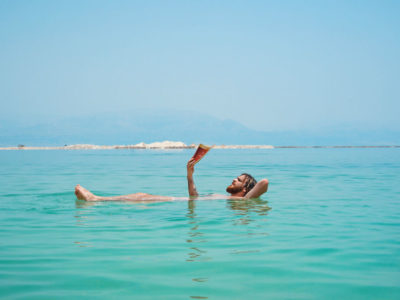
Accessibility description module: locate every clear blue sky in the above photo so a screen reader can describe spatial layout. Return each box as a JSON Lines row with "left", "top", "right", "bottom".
{"left": 1, "top": 0, "right": 399, "bottom": 131}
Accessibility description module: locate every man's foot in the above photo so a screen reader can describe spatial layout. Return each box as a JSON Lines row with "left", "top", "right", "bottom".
{"left": 75, "top": 185, "right": 99, "bottom": 201}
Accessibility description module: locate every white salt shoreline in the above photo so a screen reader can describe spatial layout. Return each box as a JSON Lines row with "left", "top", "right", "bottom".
{"left": 0, "top": 142, "right": 274, "bottom": 150}
{"left": 0, "top": 141, "right": 398, "bottom": 150}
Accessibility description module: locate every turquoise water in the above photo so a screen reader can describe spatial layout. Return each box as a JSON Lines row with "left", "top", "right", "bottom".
{"left": 1, "top": 149, "right": 399, "bottom": 299}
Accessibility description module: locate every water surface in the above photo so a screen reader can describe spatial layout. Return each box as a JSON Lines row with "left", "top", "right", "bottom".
{"left": 0, "top": 149, "right": 399, "bottom": 299}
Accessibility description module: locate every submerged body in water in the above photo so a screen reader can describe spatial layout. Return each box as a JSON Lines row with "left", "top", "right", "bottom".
{"left": 75, "top": 185, "right": 251, "bottom": 202}
{"left": 75, "top": 158, "right": 269, "bottom": 202}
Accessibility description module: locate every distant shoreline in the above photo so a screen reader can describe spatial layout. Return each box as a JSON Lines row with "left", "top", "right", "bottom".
{"left": 0, "top": 143, "right": 399, "bottom": 150}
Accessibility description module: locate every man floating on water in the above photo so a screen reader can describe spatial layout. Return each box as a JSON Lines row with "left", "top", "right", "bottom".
{"left": 75, "top": 145, "right": 268, "bottom": 201}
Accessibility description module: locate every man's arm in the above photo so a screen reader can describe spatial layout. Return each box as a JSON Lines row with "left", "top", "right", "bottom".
{"left": 244, "top": 179, "right": 269, "bottom": 199}
{"left": 187, "top": 158, "right": 199, "bottom": 197}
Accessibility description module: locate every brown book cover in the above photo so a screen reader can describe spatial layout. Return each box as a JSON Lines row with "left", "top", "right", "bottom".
{"left": 192, "top": 144, "right": 212, "bottom": 164}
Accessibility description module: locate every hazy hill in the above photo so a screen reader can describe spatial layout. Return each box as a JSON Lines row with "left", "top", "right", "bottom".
{"left": 1, "top": 110, "right": 399, "bottom": 146}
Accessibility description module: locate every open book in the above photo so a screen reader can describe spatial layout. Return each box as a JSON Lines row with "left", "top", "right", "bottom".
{"left": 191, "top": 144, "right": 212, "bottom": 164}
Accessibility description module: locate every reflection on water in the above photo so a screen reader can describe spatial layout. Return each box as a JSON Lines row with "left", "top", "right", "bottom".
{"left": 75, "top": 199, "right": 97, "bottom": 209}
{"left": 227, "top": 198, "right": 271, "bottom": 225}
{"left": 227, "top": 197, "right": 271, "bottom": 213}
{"left": 185, "top": 198, "right": 270, "bottom": 299}
{"left": 192, "top": 277, "right": 208, "bottom": 282}
{"left": 186, "top": 200, "right": 210, "bottom": 299}
{"left": 185, "top": 200, "right": 210, "bottom": 262}
{"left": 73, "top": 196, "right": 270, "bottom": 299}
{"left": 73, "top": 241, "right": 92, "bottom": 247}
{"left": 74, "top": 200, "right": 96, "bottom": 227}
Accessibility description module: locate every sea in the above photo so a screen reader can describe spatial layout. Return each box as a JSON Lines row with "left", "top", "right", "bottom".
{"left": 0, "top": 148, "right": 399, "bottom": 299}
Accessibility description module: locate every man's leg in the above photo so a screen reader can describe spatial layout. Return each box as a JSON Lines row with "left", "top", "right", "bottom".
{"left": 74, "top": 185, "right": 173, "bottom": 202}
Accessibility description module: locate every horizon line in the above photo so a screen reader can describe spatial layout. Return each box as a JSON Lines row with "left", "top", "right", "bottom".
{"left": 1, "top": 144, "right": 399, "bottom": 150}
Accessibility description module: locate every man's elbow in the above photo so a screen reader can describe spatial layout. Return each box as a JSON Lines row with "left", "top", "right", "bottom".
{"left": 259, "top": 179, "right": 269, "bottom": 192}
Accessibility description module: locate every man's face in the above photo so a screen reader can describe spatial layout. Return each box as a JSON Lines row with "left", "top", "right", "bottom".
{"left": 226, "top": 174, "right": 247, "bottom": 194}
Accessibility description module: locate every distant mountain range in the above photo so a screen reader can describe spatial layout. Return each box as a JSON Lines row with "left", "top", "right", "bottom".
{"left": 1, "top": 110, "right": 399, "bottom": 146}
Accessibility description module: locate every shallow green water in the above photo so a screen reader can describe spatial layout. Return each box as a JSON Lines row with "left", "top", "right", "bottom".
{"left": 1, "top": 149, "right": 399, "bottom": 299}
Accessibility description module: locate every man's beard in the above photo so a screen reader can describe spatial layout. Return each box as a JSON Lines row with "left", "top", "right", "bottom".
{"left": 226, "top": 185, "right": 243, "bottom": 194}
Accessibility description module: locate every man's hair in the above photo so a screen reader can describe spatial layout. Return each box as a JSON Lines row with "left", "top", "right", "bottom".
{"left": 241, "top": 173, "right": 257, "bottom": 195}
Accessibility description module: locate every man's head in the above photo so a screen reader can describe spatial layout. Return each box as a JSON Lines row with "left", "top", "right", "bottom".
{"left": 226, "top": 173, "right": 257, "bottom": 196}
